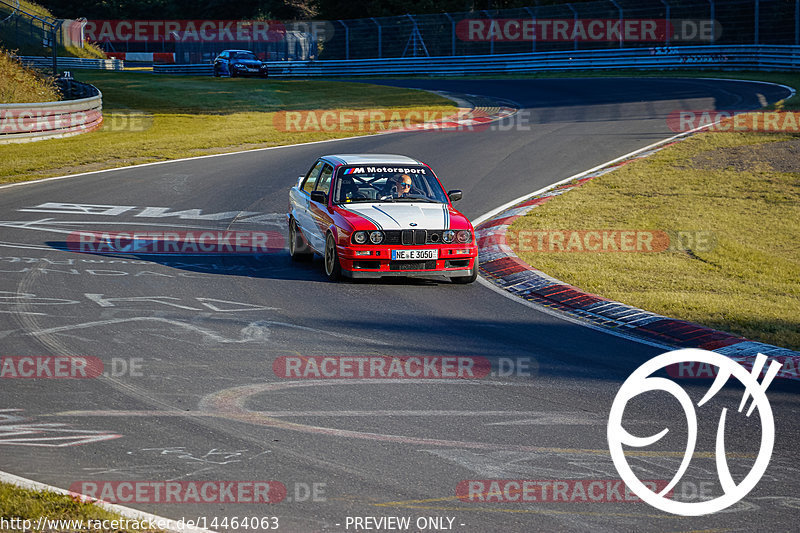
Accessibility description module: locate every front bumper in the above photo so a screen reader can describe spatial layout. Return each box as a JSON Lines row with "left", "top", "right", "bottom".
{"left": 338, "top": 245, "right": 477, "bottom": 279}
{"left": 343, "top": 268, "right": 474, "bottom": 279}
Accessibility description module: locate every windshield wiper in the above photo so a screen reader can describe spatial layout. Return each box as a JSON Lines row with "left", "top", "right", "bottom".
{"left": 397, "top": 195, "right": 440, "bottom": 203}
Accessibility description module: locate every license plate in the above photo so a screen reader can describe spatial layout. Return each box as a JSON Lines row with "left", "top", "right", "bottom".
{"left": 392, "top": 249, "right": 438, "bottom": 260}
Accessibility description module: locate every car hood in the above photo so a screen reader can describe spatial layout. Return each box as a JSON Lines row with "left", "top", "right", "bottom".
{"left": 341, "top": 203, "right": 459, "bottom": 230}
{"left": 232, "top": 59, "right": 262, "bottom": 65}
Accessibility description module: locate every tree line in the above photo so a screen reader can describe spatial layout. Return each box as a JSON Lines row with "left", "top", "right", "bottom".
{"left": 39, "top": 0, "right": 602, "bottom": 21}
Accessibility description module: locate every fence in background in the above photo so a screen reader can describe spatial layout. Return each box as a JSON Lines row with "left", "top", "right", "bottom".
{"left": 152, "top": 45, "right": 800, "bottom": 77}
{"left": 91, "top": 0, "right": 800, "bottom": 64}
{"left": 0, "top": 0, "right": 59, "bottom": 74}
{"left": 321, "top": 0, "right": 800, "bottom": 60}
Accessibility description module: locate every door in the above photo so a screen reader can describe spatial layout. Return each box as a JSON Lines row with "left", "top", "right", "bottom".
{"left": 307, "top": 163, "right": 334, "bottom": 251}
{"left": 291, "top": 160, "right": 325, "bottom": 252}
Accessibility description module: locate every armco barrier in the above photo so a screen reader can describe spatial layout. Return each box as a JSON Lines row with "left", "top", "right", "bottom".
{"left": 17, "top": 56, "right": 124, "bottom": 71}
{"left": 154, "top": 45, "right": 800, "bottom": 77}
{"left": 0, "top": 82, "right": 103, "bottom": 144}
{"left": 154, "top": 64, "right": 214, "bottom": 75}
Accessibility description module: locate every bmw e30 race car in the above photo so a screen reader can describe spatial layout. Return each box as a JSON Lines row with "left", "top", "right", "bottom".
{"left": 287, "top": 154, "right": 478, "bottom": 283}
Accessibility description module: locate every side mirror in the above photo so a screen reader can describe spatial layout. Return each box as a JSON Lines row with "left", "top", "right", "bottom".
{"left": 447, "top": 190, "right": 463, "bottom": 202}
{"left": 310, "top": 191, "right": 327, "bottom": 204}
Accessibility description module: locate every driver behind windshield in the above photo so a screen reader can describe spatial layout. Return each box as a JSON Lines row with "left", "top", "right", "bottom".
{"left": 387, "top": 174, "right": 414, "bottom": 197}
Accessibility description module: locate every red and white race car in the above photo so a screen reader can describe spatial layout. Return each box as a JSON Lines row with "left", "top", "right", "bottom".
{"left": 287, "top": 154, "right": 478, "bottom": 283}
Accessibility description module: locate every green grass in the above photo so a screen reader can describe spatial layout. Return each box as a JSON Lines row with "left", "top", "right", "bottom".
{"left": 0, "top": 71, "right": 456, "bottom": 183}
{"left": 0, "top": 48, "right": 57, "bottom": 103}
{"left": 0, "top": 482, "right": 162, "bottom": 532}
{"left": 508, "top": 130, "right": 800, "bottom": 350}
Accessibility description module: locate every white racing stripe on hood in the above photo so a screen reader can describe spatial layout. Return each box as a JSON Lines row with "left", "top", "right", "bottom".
{"left": 344, "top": 203, "right": 448, "bottom": 230}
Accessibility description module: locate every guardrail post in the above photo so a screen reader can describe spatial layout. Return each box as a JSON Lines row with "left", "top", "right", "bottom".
{"left": 525, "top": 7, "right": 537, "bottom": 52}
{"left": 370, "top": 18, "right": 382, "bottom": 58}
{"left": 482, "top": 10, "right": 494, "bottom": 55}
{"left": 51, "top": 21, "right": 62, "bottom": 76}
{"left": 567, "top": 3, "right": 578, "bottom": 50}
{"left": 755, "top": 0, "right": 760, "bottom": 44}
{"left": 337, "top": 20, "right": 349, "bottom": 60}
{"left": 660, "top": 0, "right": 671, "bottom": 46}
{"left": 444, "top": 12, "right": 456, "bottom": 56}
{"left": 708, "top": 0, "right": 716, "bottom": 45}
{"left": 610, "top": 0, "right": 623, "bottom": 47}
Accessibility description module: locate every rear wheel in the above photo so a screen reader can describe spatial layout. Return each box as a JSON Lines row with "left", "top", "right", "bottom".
{"left": 324, "top": 233, "right": 342, "bottom": 281}
{"left": 452, "top": 257, "right": 478, "bottom": 284}
{"left": 289, "top": 219, "right": 313, "bottom": 262}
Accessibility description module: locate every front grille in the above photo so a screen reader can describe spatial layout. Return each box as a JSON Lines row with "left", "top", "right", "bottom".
{"left": 390, "top": 260, "right": 436, "bottom": 271}
{"left": 383, "top": 230, "right": 445, "bottom": 245}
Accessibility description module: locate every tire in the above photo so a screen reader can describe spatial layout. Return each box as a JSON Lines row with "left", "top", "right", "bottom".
{"left": 452, "top": 257, "right": 479, "bottom": 284}
{"left": 289, "top": 219, "right": 313, "bottom": 262}
{"left": 324, "top": 232, "right": 342, "bottom": 281}
{"left": 229, "top": 67, "right": 237, "bottom": 78}
{"left": 213, "top": 66, "right": 220, "bottom": 77}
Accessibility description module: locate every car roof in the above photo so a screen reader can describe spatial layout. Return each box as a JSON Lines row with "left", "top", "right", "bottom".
{"left": 323, "top": 154, "right": 424, "bottom": 166}
{"left": 223, "top": 50, "right": 255, "bottom": 54}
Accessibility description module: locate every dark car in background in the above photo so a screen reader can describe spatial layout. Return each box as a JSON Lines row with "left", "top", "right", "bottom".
{"left": 213, "top": 50, "right": 269, "bottom": 78}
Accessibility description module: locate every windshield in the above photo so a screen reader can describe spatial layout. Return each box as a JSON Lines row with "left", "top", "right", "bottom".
{"left": 333, "top": 165, "right": 449, "bottom": 204}
{"left": 232, "top": 52, "right": 257, "bottom": 61}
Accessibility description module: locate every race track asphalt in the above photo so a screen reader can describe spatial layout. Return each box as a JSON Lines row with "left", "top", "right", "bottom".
{"left": 0, "top": 77, "right": 796, "bottom": 532}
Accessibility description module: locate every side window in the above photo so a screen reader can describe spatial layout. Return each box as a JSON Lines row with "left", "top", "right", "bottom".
{"left": 315, "top": 164, "right": 334, "bottom": 195}
{"left": 301, "top": 161, "right": 324, "bottom": 193}
{"left": 220, "top": 51, "right": 229, "bottom": 59}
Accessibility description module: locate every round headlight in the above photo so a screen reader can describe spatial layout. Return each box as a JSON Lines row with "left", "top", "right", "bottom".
{"left": 442, "top": 230, "right": 455, "bottom": 244}
{"left": 369, "top": 231, "right": 384, "bottom": 244}
{"left": 456, "top": 230, "right": 471, "bottom": 243}
{"left": 353, "top": 231, "right": 367, "bottom": 244}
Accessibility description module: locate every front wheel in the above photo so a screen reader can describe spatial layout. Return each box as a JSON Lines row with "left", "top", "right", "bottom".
{"left": 451, "top": 257, "right": 478, "bottom": 284}
{"left": 324, "top": 233, "right": 342, "bottom": 281}
{"left": 289, "top": 219, "right": 313, "bottom": 262}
